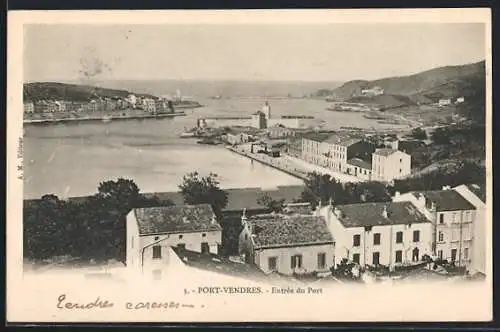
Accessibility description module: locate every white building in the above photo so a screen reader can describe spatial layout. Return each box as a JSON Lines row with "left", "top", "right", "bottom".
{"left": 455, "top": 96, "right": 465, "bottom": 104}
{"left": 453, "top": 184, "right": 486, "bottom": 275}
{"left": 315, "top": 201, "right": 432, "bottom": 270}
{"left": 127, "top": 94, "right": 137, "bottom": 108}
{"left": 23, "top": 101, "right": 34, "bottom": 113}
{"left": 392, "top": 188, "right": 477, "bottom": 268}
{"left": 371, "top": 149, "right": 411, "bottom": 182}
{"left": 261, "top": 101, "right": 271, "bottom": 120}
{"left": 238, "top": 211, "right": 335, "bottom": 275}
{"left": 125, "top": 204, "right": 222, "bottom": 277}
{"left": 361, "top": 86, "right": 384, "bottom": 96}
{"left": 439, "top": 98, "right": 452, "bottom": 106}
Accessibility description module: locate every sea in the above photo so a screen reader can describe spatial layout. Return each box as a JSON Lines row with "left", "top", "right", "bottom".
{"left": 23, "top": 81, "right": 409, "bottom": 200}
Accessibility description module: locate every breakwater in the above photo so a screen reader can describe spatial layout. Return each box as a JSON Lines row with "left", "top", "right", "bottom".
{"left": 226, "top": 146, "right": 309, "bottom": 181}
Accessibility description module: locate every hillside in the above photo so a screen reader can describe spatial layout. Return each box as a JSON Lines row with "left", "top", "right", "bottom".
{"left": 330, "top": 61, "right": 485, "bottom": 101}
{"left": 23, "top": 82, "right": 156, "bottom": 102}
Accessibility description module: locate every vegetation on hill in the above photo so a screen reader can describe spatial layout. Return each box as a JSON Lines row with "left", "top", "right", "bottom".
{"left": 23, "top": 82, "right": 156, "bottom": 102}
{"left": 322, "top": 61, "right": 486, "bottom": 121}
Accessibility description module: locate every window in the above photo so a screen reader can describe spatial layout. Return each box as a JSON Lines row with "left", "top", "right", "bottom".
{"left": 154, "top": 236, "right": 159, "bottom": 241}
{"left": 372, "top": 252, "right": 380, "bottom": 266}
{"left": 451, "top": 249, "right": 457, "bottom": 262}
{"left": 412, "top": 247, "right": 419, "bottom": 262}
{"left": 438, "top": 231, "right": 444, "bottom": 242}
{"left": 201, "top": 242, "right": 210, "bottom": 254}
{"left": 177, "top": 243, "right": 186, "bottom": 250}
{"left": 395, "top": 250, "right": 403, "bottom": 263}
{"left": 413, "top": 230, "right": 420, "bottom": 243}
{"left": 291, "top": 255, "right": 303, "bottom": 269}
{"left": 352, "top": 253, "right": 360, "bottom": 264}
{"left": 268, "top": 257, "right": 277, "bottom": 271}
{"left": 396, "top": 231, "right": 403, "bottom": 243}
{"left": 439, "top": 214, "right": 444, "bottom": 224}
{"left": 400, "top": 158, "right": 402, "bottom": 162}
{"left": 399, "top": 169, "right": 402, "bottom": 173}
{"left": 373, "top": 233, "right": 381, "bottom": 245}
{"left": 131, "top": 236, "right": 134, "bottom": 249}
{"left": 317, "top": 253, "right": 326, "bottom": 269}
{"left": 152, "top": 245, "right": 162, "bottom": 259}
{"left": 464, "top": 248, "right": 469, "bottom": 260}
{"left": 438, "top": 250, "right": 443, "bottom": 260}
{"left": 353, "top": 234, "right": 361, "bottom": 247}
{"left": 179, "top": 234, "right": 183, "bottom": 239}
{"left": 202, "top": 233, "right": 207, "bottom": 237}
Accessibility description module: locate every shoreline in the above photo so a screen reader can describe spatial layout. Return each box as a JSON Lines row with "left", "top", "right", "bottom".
{"left": 23, "top": 111, "right": 187, "bottom": 124}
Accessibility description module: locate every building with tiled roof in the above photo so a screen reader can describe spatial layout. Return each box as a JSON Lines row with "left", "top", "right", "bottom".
{"left": 346, "top": 157, "right": 372, "bottom": 180}
{"left": 126, "top": 204, "right": 222, "bottom": 273}
{"left": 315, "top": 201, "right": 432, "bottom": 270}
{"left": 238, "top": 212, "right": 335, "bottom": 275}
{"left": 393, "top": 187, "right": 478, "bottom": 270}
{"left": 371, "top": 148, "right": 411, "bottom": 182}
{"left": 301, "top": 132, "right": 375, "bottom": 173}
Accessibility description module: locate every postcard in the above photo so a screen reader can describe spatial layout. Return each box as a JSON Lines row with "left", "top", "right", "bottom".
{"left": 7, "top": 9, "right": 492, "bottom": 323}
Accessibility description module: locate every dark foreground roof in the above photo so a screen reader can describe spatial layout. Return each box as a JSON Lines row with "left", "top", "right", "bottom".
{"left": 334, "top": 201, "right": 430, "bottom": 228}
{"left": 132, "top": 204, "right": 221, "bottom": 235}
{"left": 466, "top": 184, "right": 486, "bottom": 203}
{"left": 248, "top": 214, "right": 334, "bottom": 249}
{"left": 411, "top": 190, "right": 477, "bottom": 212}
{"left": 171, "top": 247, "right": 301, "bottom": 285}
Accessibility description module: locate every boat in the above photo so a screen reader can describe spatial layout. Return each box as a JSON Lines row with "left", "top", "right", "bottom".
{"left": 102, "top": 115, "right": 113, "bottom": 123}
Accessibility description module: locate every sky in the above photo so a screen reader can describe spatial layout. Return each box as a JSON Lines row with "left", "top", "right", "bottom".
{"left": 23, "top": 23, "right": 486, "bottom": 82}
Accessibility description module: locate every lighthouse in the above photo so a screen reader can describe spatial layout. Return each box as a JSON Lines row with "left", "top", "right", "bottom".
{"left": 262, "top": 101, "right": 271, "bottom": 120}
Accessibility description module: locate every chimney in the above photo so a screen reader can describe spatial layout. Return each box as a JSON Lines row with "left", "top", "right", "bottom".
{"left": 241, "top": 208, "right": 247, "bottom": 225}
{"left": 430, "top": 202, "right": 436, "bottom": 211}
{"left": 211, "top": 215, "right": 217, "bottom": 225}
{"left": 333, "top": 207, "right": 342, "bottom": 218}
{"left": 382, "top": 205, "right": 388, "bottom": 219}
{"left": 328, "top": 197, "right": 333, "bottom": 207}
{"left": 442, "top": 185, "right": 451, "bottom": 190}
{"left": 394, "top": 191, "right": 400, "bottom": 199}
{"left": 417, "top": 193, "right": 426, "bottom": 206}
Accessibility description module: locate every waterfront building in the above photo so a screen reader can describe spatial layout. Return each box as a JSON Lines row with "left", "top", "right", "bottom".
{"left": 266, "top": 124, "right": 296, "bottom": 139}
{"left": 301, "top": 133, "right": 376, "bottom": 173}
{"left": 371, "top": 148, "right": 411, "bottom": 182}
{"left": 315, "top": 201, "right": 432, "bottom": 269}
{"left": 238, "top": 211, "right": 335, "bottom": 275}
{"left": 392, "top": 187, "right": 477, "bottom": 268}
{"left": 125, "top": 204, "right": 222, "bottom": 274}
{"left": 141, "top": 98, "right": 156, "bottom": 113}
{"left": 23, "top": 101, "right": 34, "bottom": 113}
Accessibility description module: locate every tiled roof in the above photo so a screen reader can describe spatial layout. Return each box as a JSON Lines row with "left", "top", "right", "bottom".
{"left": 283, "top": 202, "right": 313, "bottom": 215}
{"left": 132, "top": 204, "right": 221, "bottom": 235}
{"left": 373, "top": 148, "right": 398, "bottom": 156}
{"left": 334, "top": 201, "right": 431, "bottom": 228}
{"left": 248, "top": 214, "right": 334, "bottom": 249}
{"left": 466, "top": 184, "right": 486, "bottom": 203}
{"left": 411, "top": 190, "right": 477, "bottom": 212}
{"left": 347, "top": 158, "right": 372, "bottom": 170}
{"left": 323, "top": 134, "right": 363, "bottom": 147}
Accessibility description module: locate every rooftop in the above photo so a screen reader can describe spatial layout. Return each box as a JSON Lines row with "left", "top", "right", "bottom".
{"left": 333, "top": 201, "right": 430, "bottom": 228}
{"left": 373, "top": 148, "right": 398, "bottom": 157}
{"left": 411, "top": 190, "right": 477, "bottom": 212}
{"left": 171, "top": 247, "right": 301, "bottom": 285}
{"left": 466, "top": 184, "right": 486, "bottom": 203}
{"left": 247, "top": 214, "right": 334, "bottom": 249}
{"left": 322, "top": 134, "right": 363, "bottom": 147}
{"left": 347, "top": 158, "right": 372, "bottom": 170}
{"left": 132, "top": 204, "right": 221, "bottom": 236}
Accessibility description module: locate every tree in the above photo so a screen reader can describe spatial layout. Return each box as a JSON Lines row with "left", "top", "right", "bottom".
{"left": 431, "top": 128, "right": 451, "bottom": 145}
{"left": 300, "top": 172, "right": 344, "bottom": 208}
{"left": 178, "top": 172, "right": 228, "bottom": 217}
{"left": 97, "top": 178, "right": 141, "bottom": 215}
{"left": 411, "top": 127, "right": 427, "bottom": 140}
{"left": 257, "top": 193, "right": 285, "bottom": 213}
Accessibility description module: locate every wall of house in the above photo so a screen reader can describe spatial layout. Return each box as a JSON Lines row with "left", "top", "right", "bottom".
{"left": 126, "top": 211, "right": 140, "bottom": 269}
{"left": 346, "top": 164, "right": 372, "bottom": 180}
{"left": 322, "top": 209, "right": 432, "bottom": 268}
{"left": 454, "top": 185, "right": 486, "bottom": 274}
{"left": 254, "top": 243, "right": 335, "bottom": 275}
{"left": 372, "top": 151, "right": 411, "bottom": 182}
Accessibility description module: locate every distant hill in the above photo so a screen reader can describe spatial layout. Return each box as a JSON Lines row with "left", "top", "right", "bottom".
{"left": 330, "top": 61, "right": 485, "bottom": 101}
{"left": 323, "top": 61, "right": 486, "bottom": 120}
{"left": 23, "top": 82, "right": 156, "bottom": 102}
